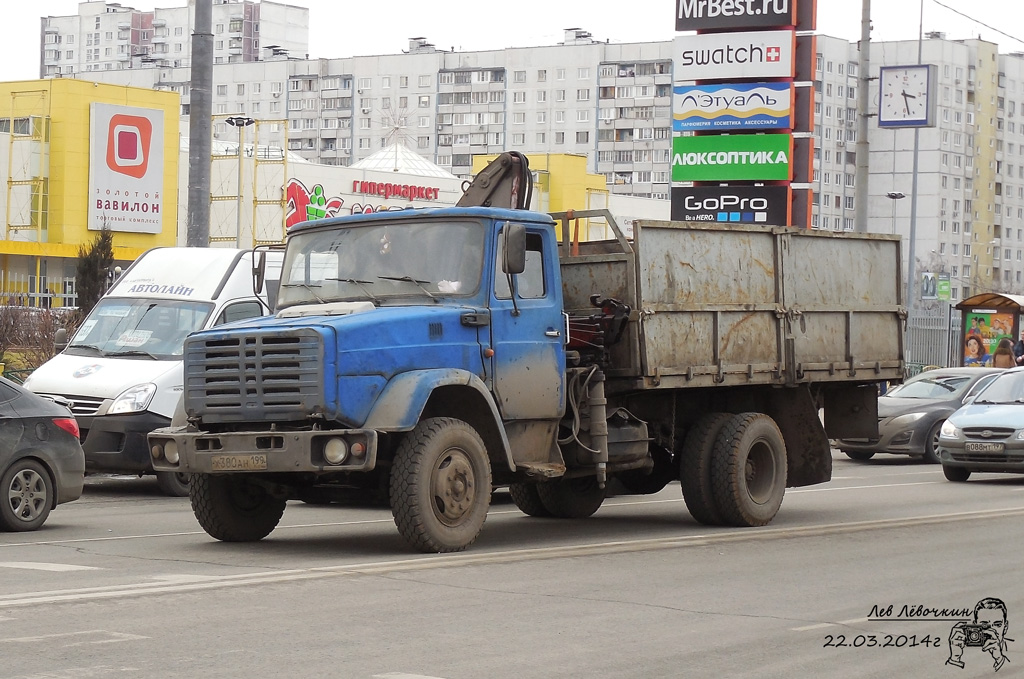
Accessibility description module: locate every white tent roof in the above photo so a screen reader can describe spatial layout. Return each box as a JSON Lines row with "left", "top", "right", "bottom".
{"left": 350, "top": 143, "right": 459, "bottom": 179}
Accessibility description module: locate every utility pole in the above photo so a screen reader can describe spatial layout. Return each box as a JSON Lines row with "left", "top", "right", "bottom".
{"left": 854, "top": 0, "right": 871, "bottom": 232}
{"left": 186, "top": 0, "right": 213, "bottom": 247}
{"left": 906, "top": 0, "right": 925, "bottom": 313}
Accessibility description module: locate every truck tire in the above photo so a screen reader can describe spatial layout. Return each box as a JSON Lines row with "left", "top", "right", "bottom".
{"left": 536, "top": 476, "right": 605, "bottom": 518}
{"left": 190, "top": 473, "right": 286, "bottom": 542}
{"left": 679, "top": 413, "right": 732, "bottom": 526}
{"left": 710, "top": 413, "right": 787, "bottom": 527}
{"left": 942, "top": 465, "right": 971, "bottom": 482}
{"left": 509, "top": 482, "right": 552, "bottom": 517}
{"left": 616, "top": 445, "right": 674, "bottom": 495}
{"left": 155, "top": 471, "right": 190, "bottom": 497}
{"left": 390, "top": 417, "right": 492, "bottom": 553}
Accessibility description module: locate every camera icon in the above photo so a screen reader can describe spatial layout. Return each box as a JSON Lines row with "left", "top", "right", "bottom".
{"left": 962, "top": 623, "right": 991, "bottom": 647}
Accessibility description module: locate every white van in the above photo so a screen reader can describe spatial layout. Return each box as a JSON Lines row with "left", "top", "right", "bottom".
{"left": 24, "top": 247, "right": 281, "bottom": 496}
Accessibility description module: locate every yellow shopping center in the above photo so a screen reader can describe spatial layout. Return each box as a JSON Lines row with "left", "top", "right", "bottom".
{"left": 0, "top": 79, "right": 178, "bottom": 306}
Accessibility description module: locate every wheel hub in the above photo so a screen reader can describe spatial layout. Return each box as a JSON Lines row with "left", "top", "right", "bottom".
{"left": 8, "top": 469, "right": 46, "bottom": 521}
{"left": 431, "top": 449, "right": 475, "bottom": 526}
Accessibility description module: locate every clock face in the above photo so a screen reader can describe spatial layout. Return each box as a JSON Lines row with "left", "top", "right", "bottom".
{"left": 879, "top": 66, "right": 932, "bottom": 127}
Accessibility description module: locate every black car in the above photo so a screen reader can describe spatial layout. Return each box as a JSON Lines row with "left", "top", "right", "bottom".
{"left": 0, "top": 376, "right": 85, "bottom": 531}
{"left": 835, "top": 367, "right": 1004, "bottom": 463}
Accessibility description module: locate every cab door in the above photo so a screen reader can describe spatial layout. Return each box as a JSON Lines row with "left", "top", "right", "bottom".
{"left": 488, "top": 224, "right": 565, "bottom": 421}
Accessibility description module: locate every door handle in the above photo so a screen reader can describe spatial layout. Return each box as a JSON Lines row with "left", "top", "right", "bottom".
{"left": 545, "top": 330, "right": 561, "bottom": 337}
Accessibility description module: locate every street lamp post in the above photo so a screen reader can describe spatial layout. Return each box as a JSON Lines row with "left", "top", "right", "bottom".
{"left": 225, "top": 116, "right": 255, "bottom": 248}
{"left": 885, "top": 191, "right": 906, "bottom": 234}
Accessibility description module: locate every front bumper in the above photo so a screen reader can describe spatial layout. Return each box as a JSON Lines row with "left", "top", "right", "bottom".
{"left": 148, "top": 426, "right": 379, "bottom": 475}
{"left": 938, "top": 441, "right": 1024, "bottom": 473}
{"left": 836, "top": 419, "right": 932, "bottom": 456}
{"left": 80, "top": 411, "right": 171, "bottom": 473}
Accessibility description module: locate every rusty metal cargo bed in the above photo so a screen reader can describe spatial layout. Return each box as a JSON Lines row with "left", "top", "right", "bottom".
{"left": 553, "top": 210, "right": 905, "bottom": 390}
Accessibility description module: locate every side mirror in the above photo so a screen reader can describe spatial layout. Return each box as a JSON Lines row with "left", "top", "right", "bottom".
{"left": 253, "top": 250, "right": 267, "bottom": 294}
{"left": 502, "top": 223, "right": 527, "bottom": 275}
{"left": 54, "top": 327, "right": 68, "bottom": 352}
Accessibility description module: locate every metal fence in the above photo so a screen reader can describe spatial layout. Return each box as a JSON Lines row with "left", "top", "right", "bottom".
{"left": 904, "top": 305, "right": 963, "bottom": 375}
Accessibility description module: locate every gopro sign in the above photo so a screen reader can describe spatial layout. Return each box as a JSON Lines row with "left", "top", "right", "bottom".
{"left": 671, "top": 186, "right": 790, "bottom": 224}
{"left": 676, "top": 0, "right": 796, "bottom": 31}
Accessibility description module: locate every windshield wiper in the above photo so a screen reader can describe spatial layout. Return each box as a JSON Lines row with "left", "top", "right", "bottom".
{"left": 378, "top": 275, "right": 436, "bottom": 300}
{"left": 974, "top": 399, "right": 998, "bottom": 404}
{"left": 281, "top": 282, "right": 326, "bottom": 303}
{"left": 329, "top": 278, "right": 380, "bottom": 304}
{"left": 67, "top": 343, "right": 102, "bottom": 354}
{"left": 105, "top": 349, "right": 160, "bottom": 360}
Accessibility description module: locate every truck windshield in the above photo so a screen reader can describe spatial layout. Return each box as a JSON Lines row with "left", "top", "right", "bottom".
{"left": 67, "top": 298, "right": 214, "bottom": 360}
{"left": 278, "top": 219, "right": 485, "bottom": 308}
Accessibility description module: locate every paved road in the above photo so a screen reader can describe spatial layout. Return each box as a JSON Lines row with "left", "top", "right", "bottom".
{"left": 1, "top": 452, "right": 1022, "bottom": 678}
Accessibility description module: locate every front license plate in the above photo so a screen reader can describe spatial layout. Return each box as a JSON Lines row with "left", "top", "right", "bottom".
{"left": 965, "top": 442, "right": 1004, "bottom": 454}
{"left": 211, "top": 454, "right": 268, "bottom": 471}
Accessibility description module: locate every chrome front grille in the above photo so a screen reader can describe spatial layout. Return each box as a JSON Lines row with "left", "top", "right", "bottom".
{"left": 185, "top": 329, "right": 324, "bottom": 423}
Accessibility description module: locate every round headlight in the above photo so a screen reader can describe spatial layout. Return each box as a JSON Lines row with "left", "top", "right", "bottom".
{"left": 324, "top": 437, "right": 349, "bottom": 465}
{"left": 164, "top": 440, "right": 180, "bottom": 465}
{"left": 151, "top": 443, "right": 164, "bottom": 460}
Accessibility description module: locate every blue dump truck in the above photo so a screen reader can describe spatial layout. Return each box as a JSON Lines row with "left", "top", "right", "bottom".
{"left": 150, "top": 154, "right": 904, "bottom": 553}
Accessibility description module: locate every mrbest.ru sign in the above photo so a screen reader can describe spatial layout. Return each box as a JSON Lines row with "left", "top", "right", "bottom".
{"left": 676, "top": 0, "right": 797, "bottom": 31}
{"left": 672, "top": 134, "right": 792, "bottom": 182}
{"left": 671, "top": 186, "right": 791, "bottom": 224}
{"left": 674, "top": 82, "right": 792, "bottom": 131}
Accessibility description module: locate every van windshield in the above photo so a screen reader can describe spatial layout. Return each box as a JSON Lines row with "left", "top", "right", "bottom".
{"left": 67, "top": 298, "right": 214, "bottom": 360}
{"left": 278, "top": 219, "right": 486, "bottom": 309}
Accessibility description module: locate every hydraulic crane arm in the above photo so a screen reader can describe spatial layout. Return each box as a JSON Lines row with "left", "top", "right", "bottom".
{"left": 455, "top": 151, "right": 533, "bottom": 210}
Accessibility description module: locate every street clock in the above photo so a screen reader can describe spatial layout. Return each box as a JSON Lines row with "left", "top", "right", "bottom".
{"left": 878, "top": 65, "right": 936, "bottom": 128}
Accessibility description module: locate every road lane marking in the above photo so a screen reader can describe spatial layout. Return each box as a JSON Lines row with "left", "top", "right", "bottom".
{"left": 0, "top": 562, "right": 100, "bottom": 572}
{"left": 0, "top": 506, "right": 1022, "bottom": 609}
{"left": 792, "top": 617, "right": 869, "bottom": 632}
{"left": 373, "top": 674, "right": 448, "bottom": 679}
{"left": 790, "top": 481, "right": 941, "bottom": 493}
{"left": 0, "top": 630, "right": 149, "bottom": 645}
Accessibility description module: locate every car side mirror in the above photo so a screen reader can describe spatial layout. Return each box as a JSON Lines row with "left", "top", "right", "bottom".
{"left": 502, "top": 223, "right": 527, "bottom": 275}
{"left": 54, "top": 327, "right": 68, "bottom": 352}
{"left": 253, "top": 250, "right": 267, "bottom": 294}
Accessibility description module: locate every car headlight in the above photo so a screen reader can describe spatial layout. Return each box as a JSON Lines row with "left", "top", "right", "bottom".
{"left": 940, "top": 420, "right": 960, "bottom": 439}
{"left": 888, "top": 412, "right": 928, "bottom": 428}
{"left": 108, "top": 383, "right": 157, "bottom": 414}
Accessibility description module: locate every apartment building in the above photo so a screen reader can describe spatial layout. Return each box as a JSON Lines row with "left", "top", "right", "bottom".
{"left": 40, "top": 0, "right": 308, "bottom": 77}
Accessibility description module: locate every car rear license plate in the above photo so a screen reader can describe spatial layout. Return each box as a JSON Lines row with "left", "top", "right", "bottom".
{"left": 965, "top": 442, "right": 1004, "bottom": 454}
{"left": 211, "top": 454, "right": 268, "bottom": 471}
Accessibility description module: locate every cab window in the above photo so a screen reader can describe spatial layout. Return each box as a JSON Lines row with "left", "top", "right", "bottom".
{"left": 494, "top": 231, "right": 545, "bottom": 300}
{"left": 215, "top": 301, "right": 266, "bottom": 326}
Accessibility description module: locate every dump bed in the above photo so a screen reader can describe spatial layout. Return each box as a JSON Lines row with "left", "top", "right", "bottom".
{"left": 555, "top": 211, "right": 904, "bottom": 389}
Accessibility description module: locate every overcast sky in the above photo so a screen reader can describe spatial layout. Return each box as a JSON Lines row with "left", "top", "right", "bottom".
{"left": 1, "top": 0, "right": 1021, "bottom": 81}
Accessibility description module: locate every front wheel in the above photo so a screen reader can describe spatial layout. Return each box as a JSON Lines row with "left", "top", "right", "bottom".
{"left": 0, "top": 459, "right": 53, "bottom": 532}
{"left": 942, "top": 465, "right": 971, "bottom": 482}
{"left": 190, "top": 473, "right": 286, "bottom": 542}
{"left": 843, "top": 450, "right": 876, "bottom": 461}
{"left": 509, "top": 482, "right": 552, "bottom": 517}
{"left": 390, "top": 417, "right": 492, "bottom": 553}
{"left": 922, "top": 421, "right": 943, "bottom": 464}
{"left": 155, "top": 471, "right": 190, "bottom": 497}
{"left": 536, "top": 476, "right": 605, "bottom": 518}
{"left": 710, "top": 413, "right": 787, "bottom": 527}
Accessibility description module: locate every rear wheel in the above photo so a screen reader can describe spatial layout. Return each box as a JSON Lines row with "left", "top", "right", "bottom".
{"left": 942, "top": 465, "right": 971, "bottom": 482}
{"left": 922, "top": 421, "right": 943, "bottom": 464}
{"left": 843, "top": 450, "right": 876, "bottom": 461}
{"left": 679, "top": 413, "right": 732, "bottom": 526}
{"left": 0, "top": 459, "right": 53, "bottom": 532}
{"left": 536, "top": 476, "right": 605, "bottom": 518}
{"left": 509, "top": 482, "right": 552, "bottom": 517}
{"left": 155, "top": 471, "right": 190, "bottom": 497}
{"left": 710, "top": 413, "right": 787, "bottom": 527}
{"left": 390, "top": 417, "right": 492, "bottom": 553}
{"left": 190, "top": 473, "right": 286, "bottom": 542}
